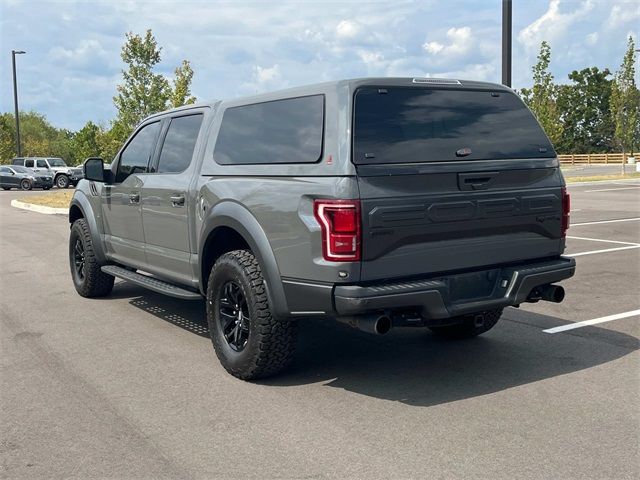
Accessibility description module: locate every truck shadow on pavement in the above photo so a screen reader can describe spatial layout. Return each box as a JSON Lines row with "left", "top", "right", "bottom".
{"left": 115, "top": 282, "right": 639, "bottom": 407}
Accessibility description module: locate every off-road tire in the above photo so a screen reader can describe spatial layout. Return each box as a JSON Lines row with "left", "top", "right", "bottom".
{"left": 428, "top": 308, "right": 503, "bottom": 339}
{"left": 2, "top": 187, "right": 10, "bottom": 191}
{"left": 43, "top": 186, "right": 51, "bottom": 190}
{"left": 69, "top": 218, "right": 114, "bottom": 298}
{"left": 56, "top": 174, "right": 70, "bottom": 189}
{"left": 206, "top": 249, "right": 297, "bottom": 380}
{"left": 20, "top": 179, "right": 32, "bottom": 190}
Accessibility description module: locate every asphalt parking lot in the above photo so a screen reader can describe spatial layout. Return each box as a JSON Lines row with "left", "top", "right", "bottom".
{"left": 1, "top": 181, "right": 638, "bottom": 479}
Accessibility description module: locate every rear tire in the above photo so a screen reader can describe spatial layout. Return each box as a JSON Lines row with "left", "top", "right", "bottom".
{"left": 206, "top": 250, "right": 297, "bottom": 380}
{"left": 428, "top": 308, "right": 503, "bottom": 339}
{"left": 69, "top": 219, "right": 114, "bottom": 297}
{"left": 20, "top": 179, "right": 32, "bottom": 190}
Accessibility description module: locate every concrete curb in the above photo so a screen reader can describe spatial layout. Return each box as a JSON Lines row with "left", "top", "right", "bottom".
{"left": 11, "top": 199, "right": 69, "bottom": 215}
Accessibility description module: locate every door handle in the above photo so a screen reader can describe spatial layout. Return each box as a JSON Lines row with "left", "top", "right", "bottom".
{"left": 129, "top": 193, "right": 140, "bottom": 204}
{"left": 170, "top": 194, "right": 185, "bottom": 207}
{"left": 457, "top": 172, "right": 500, "bottom": 191}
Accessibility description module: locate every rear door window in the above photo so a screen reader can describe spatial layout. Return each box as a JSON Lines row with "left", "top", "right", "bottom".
{"left": 353, "top": 87, "right": 555, "bottom": 164}
{"left": 156, "top": 114, "right": 203, "bottom": 173}
{"left": 36, "top": 159, "right": 48, "bottom": 168}
{"left": 214, "top": 95, "right": 324, "bottom": 164}
{"left": 24, "top": 159, "right": 34, "bottom": 168}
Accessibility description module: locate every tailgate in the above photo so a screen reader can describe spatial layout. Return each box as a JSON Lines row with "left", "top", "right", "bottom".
{"left": 357, "top": 164, "right": 565, "bottom": 281}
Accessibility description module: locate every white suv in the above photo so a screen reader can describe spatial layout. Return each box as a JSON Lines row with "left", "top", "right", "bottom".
{"left": 11, "top": 157, "right": 84, "bottom": 189}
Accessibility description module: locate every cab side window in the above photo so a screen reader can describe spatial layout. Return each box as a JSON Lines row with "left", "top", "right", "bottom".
{"left": 115, "top": 122, "right": 160, "bottom": 183}
{"left": 25, "top": 159, "right": 34, "bottom": 168}
{"left": 156, "top": 114, "right": 203, "bottom": 174}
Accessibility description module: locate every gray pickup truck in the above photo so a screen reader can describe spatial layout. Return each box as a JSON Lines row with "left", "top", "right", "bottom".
{"left": 69, "top": 77, "right": 575, "bottom": 380}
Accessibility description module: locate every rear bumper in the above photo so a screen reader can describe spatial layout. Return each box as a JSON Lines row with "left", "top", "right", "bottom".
{"left": 333, "top": 257, "right": 576, "bottom": 319}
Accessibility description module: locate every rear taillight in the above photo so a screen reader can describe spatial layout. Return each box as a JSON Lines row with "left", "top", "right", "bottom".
{"left": 561, "top": 187, "right": 570, "bottom": 237}
{"left": 314, "top": 199, "right": 361, "bottom": 261}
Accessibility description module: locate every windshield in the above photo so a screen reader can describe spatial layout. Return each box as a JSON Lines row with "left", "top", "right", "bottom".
{"left": 11, "top": 166, "right": 31, "bottom": 174}
{"left": 48, "top": 158, "right": 67, "bottom": 167}
{"left": 353, "top": 87, "right": 555, "bottom": 164}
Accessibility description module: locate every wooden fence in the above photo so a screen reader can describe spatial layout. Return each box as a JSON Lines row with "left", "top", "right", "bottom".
{"left": 558, "top": 153, "right": 636, "bottom": 165}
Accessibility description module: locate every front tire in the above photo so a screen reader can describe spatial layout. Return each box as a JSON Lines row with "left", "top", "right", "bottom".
{"left": 20, "top": 179, "right": 32, "bottom": 190}
{"left": 428, "top": 308, "right": 503, "bottom": 339}
{"left": 56, "top": 174, "right": 70, "bottom": 189}
{"left": 2, "top": 187, "right": 10, "bottom": 191}
{"left": 206, "top": 250, "right": 297, "bottom": 380}
{"left": 69, "top": 219, "right": 114, "bottom": 297}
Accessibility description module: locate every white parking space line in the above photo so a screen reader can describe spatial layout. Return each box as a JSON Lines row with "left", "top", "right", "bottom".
{"left": 571, "top": 217, "right": 640, "bottom": 226}
{"left": 567, "top": 236, "right": 640, "bottom": 246}
{"left": 567, "top": 245, "right": 640, "bottom": 257}
{"left": 584, "top": 186, "right": 640, "bottom": 193}
{"left": 544, "top": 310, "right": 640, "bottom": 334}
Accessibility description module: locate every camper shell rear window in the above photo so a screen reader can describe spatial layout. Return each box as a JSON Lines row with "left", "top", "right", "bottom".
{"left": 352, "top": 87, "right": 555, "bottom": 164}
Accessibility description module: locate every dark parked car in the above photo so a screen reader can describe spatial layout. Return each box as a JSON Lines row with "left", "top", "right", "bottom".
{"left": 0, "top": 165, "right": 53, "bottom": 190}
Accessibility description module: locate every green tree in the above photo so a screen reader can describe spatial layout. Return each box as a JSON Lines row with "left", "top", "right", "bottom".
{"left": 0, "top": 111, "right": 77, "bottom": 163}
{"left": 520, "top": 41, "right": 564, "bottom": 147}
{"left": 556, "top": 67, "right": 614, "bottom": 153}
{"left": 96, "top": 120, "right": 129, "bottom": 163}
{"left": 112, "top": 29, "right": 197, "bottom": 144}
{"left": 71, "top": 121, "right": 102, "bottom": 162}
{"left": 171, "top": 60, "right": 197, "bottom": 108}
{"left": 113, "top": 29, "right": 170, "bottom": 139}
{"left": 0, "top": 113, "right": 15, "bottom": 162}
{"left": 610, "top": 35, "right": 640, "bottom": 173}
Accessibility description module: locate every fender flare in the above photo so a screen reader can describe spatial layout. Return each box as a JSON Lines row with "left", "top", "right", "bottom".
{"left": 69, "top": 193, "right": 107, "bottom": 264}
{"left": 198, "top": 201, "right": 289, "bottom": 318}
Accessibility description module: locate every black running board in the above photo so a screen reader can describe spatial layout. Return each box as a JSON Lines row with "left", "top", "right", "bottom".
{"left": 101, "top": 265, "right": 202, "bottom": 300}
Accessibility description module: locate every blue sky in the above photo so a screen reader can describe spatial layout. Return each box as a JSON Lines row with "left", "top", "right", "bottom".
{"left": 1, "top": 0, "right": 638, "bottom": 131}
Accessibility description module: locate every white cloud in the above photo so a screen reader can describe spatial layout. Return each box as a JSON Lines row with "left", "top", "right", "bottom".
{"left": 49, "top": 39, "right": 106, "bottom": 62}
{"left": 423, "top": 27, "right": 473, "bottom": 57}
{"left": 241, "top": 64, "right": 286, "bottom": 94}
{"left": 436, "top": 62, "right": 496, "bottom": 81}
{"left": 358, "top": 50, "right": 384, "bottom": 66}
{"left": 335, "top": 20, "right": 362, "bottom": 40}
{"left": 255, "top": 64, "right": 280, "bottom": 84}
{"left": 423, "top": 41, "right": 444, "bottom": 55}
{"left": 518, "top": 0, "right": 595, "bottom": 51}
{"left": 605, "top": 3, "right": 640, "bottom": 29}
{"left": 585, "top": 32, "right": 598, "bottom": 46}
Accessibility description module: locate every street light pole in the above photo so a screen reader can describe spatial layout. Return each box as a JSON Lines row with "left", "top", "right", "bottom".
{"left": 11, "top": 50, "right": 26, "bottom": 157}
{"left": 502, "top": 0, "right": 512, "bottom": 87}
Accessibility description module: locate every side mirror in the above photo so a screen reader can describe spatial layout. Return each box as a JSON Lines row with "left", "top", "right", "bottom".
{"left": 84, "top": 157, "right": 105, "bottom": 182}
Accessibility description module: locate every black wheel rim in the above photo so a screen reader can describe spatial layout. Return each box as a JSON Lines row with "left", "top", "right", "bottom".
{"left": 73, "top": 238, "right": 85, "bottom": 282}
{"left": 218, "top": 281, "right": 250, "bottom": 352}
